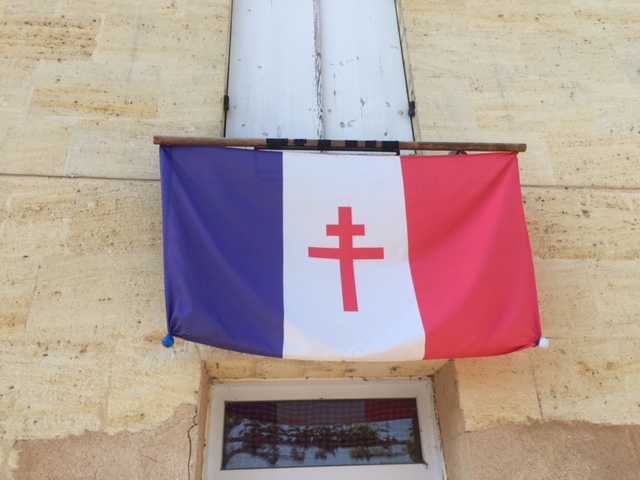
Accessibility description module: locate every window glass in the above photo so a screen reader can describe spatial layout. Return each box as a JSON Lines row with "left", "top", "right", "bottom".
{"left": 222, "top": 398, "right": 423, "bottom": 469}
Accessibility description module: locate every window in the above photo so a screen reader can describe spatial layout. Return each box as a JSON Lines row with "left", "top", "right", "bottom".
{"left": 225, "top": 0, "right": 414, "bottom": 141}
{"left": 205, "top": 380, "right": 446, "bottom": 479}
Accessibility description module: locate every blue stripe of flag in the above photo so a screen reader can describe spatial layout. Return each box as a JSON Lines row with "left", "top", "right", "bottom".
{"left": 160, "top": 146, "right": 285, "bottom": 357}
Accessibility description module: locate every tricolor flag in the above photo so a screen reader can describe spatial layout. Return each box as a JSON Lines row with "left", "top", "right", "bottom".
{"left": 160, "top": 146, "right": 541, "bottom": 361}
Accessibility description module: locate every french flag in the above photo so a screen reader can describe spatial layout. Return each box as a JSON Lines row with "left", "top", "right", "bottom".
{"left": 160, "top": 146, "right": 541, "bottom": 361}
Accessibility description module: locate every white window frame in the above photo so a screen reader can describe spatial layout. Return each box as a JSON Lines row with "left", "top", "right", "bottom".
{"left": 204, "top": 379, "right": 446, "bottom": 480}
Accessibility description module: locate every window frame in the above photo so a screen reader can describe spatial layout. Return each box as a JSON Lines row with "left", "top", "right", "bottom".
{"left": 204, "top": 379, "right": 446, "bottom": 480}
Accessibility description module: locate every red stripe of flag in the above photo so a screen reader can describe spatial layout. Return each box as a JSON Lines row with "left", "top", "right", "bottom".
{"left": 401, "top": 153, "right": 541, "bottom": 359}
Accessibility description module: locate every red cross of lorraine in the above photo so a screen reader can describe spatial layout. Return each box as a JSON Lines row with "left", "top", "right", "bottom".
{"left": 308, "top": 206, "right": 384, "bottom": 312}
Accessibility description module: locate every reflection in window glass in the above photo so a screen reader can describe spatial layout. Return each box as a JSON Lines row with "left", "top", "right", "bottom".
{"left": 222, "top": 399, "right": 423, "bottom": 470}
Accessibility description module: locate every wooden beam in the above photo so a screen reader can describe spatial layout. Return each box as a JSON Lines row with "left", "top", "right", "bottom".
{"left": 153, "top": 136, "right": 527, "bottom": 153}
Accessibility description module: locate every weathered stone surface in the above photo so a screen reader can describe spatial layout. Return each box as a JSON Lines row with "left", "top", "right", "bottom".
{"left": 202, "top": 353, "right": 447, "bottom": 381}
{"left": 0, "top": 340, "right": 113, "bottom": 439}
{"left": 535, "top": 259, "right": 596, "bottom": 339}
{"left": 433, "top": 362, "right": 471, "bottom": 480}
{"left": 93, "top": 12, "right": 229, "bottom": 66}
{"left": 464, "top": 420, "right": 640, "bottom": 480}
{"left": 0, "top": 255, "right": 39, "bottom": 335}
{"left": 0, "top": 113, "right": 74, "bottom": 176}
{"left": 30, "top": 61, "right": 160, "bottom": 119}
{"left": 0, "top": 439, "right": 19, "bottom": 480}
{"left": 436, "top": 361, "right": 640, "bottom": 480}
{"left": 530, "top": 337, "right": 640, "bottom": 425}
{"left": 107, "top": 341, "right": 200, "bottom": 433}
{"left": 0, "top": 179, "right": 76, "bottom": 257}
{"left": 547, "top": 132, "right": 640, "bottom": 188}
{"left": 157, "top": 65, "right": 227, "bottom": 132}
{"left": 586, "top": 81, "right": 640, "bottom": 135}
{"left": 464, "top": 0, "right": 579, "bottom": 34}
{"left": 65, "top": 118, "right": 162, "bottom": 179}
{"left": 536, "top": 259, "right": 640, "bottom": 339}
{"left": 474, "top": 78, "right": 598, "bottom": 135}
{"left": 520, "top": 32, "right": 626, "bottom": 83}
{"left": 586, "top": 260, "right": 640, "bottom": 336}
{"left": 610, "top": 36, "right": 640, "bottom": 84}
{"left": 454, "top": 351, "right": 542, "bottom": 429}
{"left": 0, "top": 59, "right": 37, "bottom": 113}
{"left": 0, "top": 13, "right": 100, "bottom": 61}
{"left": 524, "top": 187, "right": 640, "bottom": 260}
{"left": 12, "top": 404, "right": 199, "bottom": 480}
{"left": 26, "top": 253, "right": 164, "bottom": 344}
{"left": 67, "top": 180, "right": 162, "bottom": 255}
{"left": 573, "top": 1, "right": 640, "bottom": 39}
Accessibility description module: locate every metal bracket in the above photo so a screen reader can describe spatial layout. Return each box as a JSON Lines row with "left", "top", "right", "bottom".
{"left": 408, "top": 101, "right": 416, "bottom": 118}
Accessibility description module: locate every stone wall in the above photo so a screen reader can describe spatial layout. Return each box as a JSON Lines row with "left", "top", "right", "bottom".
{"left": 1, "top": 1, "right": 230, "bottom": 478}
{"left": 1, "top": 0, "right": 639, "bottom": 479}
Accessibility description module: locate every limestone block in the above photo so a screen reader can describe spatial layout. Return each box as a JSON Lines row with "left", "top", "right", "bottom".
{"left": 59, "top": 0, "right": 174, "bottom": 14}
{"left": 0, "top": 59, "right": 37, "bottom": 113}
{"left": 610, "top": 37, "right": 640, "bottom": 84}
{"left": 0, "top": 340, "right": 113, "bottom": 439}
{"left": 536, "top": 258, "right": 640, "bottom": 339}
{"left": 586, "top": 82, "right": 640, "bottom": 135}
{"left": 106, "top": 340, "right": 201, "bottom": 433}
{"left": 432, "top": 362, "right": 472, "bottom": 480}
{"left": 93, "top": 12, "right": 229, "bottom": 67}
{"left": 454, "top": 350, "right": 542, "bottom": 430}
{"left": 534, "top": 259, "right": 597, "bottom": 339}
{"left": 0, "top": 178, "right": 11, "bottom": 225}
{"left": 464, "top": 0, "right": 579, "bottom": 34}
{"left": 0, "top": 113, "right": 74, "bottom": 176}
{"left": 0, "top": 179, "right": 76, "bottom": 257}
{"left": 255, "top": 359, "right": 447, "bottom": 380}
{"left": 30, "top": 61, "right": 160, "bottom": 119}
{"left": 26, "top": 253, "right": 165, "bottom": 344}
{"left": 474, "top": 78, "right": 597, "bottom": 135}
{"left": 523, "top": 187, "right": 640, "bottom": 260}
{"left": 406, "top": 28, "right": 525, "bottom": 86}
{"left": 530, "top": 337, "right": 640, "bottom": 424}
{"left": 68, "top": 180, "right": 162, "bottom": 255}
{"left": 202, "top": 356, "right": 447, "bottom": 381}
{"left": 587, "top": 260, "right": 640, "bottom": 337}
{"left": 547, "top": 132, "right": 640, "bottom": 188}
{"left": 0, "top": 12, "right": 100, "bottom": 61}
{"left": 518, "top": 32, "right": 627, "bottom": 85}
{"left": 66, "top": 118, "right": 162, "bottom": 180}
{"left": 1, "top": 2, "right": 59, "bottom": 14}
{"left": 399, "top": 0, "right": 468, "bottom": 32}
{"left": 465, "top": 64, "right": 530, "bottom": 97}
{"left": 12, "top": 404, "right": 198, "bottom": 480}
{"left": 0, "top": 440, "right": 19, "bottom": 480}
{"left": 157, "top": 65, "right": 226, "bottom": 132}
{"left": 0, "top": 255, "right": 40, "bottom": 335}
{"left": 175, "top": 0, "right": 231, "bottom": 16}
{"left": 464, "top": 421, "right": 640, "bottom": 480}
{"left": 413, "top": 77, "right": 479, "bottom": 132}
{"left": 573, "top": 1, "right": 640, "bottom": 39}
